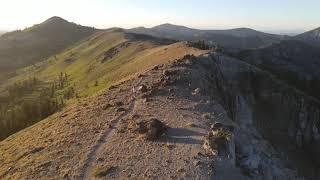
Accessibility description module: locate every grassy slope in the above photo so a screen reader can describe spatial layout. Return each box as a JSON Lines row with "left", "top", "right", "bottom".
{"left": 0, "top": 17, "right": 96, "bottom": 74}
{"left": 2, "top": 30, "right": 205, "bottom": 100}
{"left": 0, "top": 29, "right": 206, "bottom": 140}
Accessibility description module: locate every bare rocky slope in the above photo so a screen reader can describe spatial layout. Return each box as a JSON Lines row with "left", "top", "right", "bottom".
{"left": 1, "top": 49, "right": 319, "bottom": 179}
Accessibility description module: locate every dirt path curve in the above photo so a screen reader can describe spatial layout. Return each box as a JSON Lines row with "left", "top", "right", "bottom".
{"left": 80, "top": 101, "right": 136, "bottom": 179}
{"left": 80, "top": 81, "right": 142, "bottom": 180}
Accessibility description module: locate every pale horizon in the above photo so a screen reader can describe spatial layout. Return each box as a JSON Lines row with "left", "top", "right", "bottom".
{"left": 0, "top": 0, "right": 319, "bottom": 34}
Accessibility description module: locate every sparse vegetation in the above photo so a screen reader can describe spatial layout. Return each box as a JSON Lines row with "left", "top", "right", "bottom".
{"left": 188, "top": 40, "right": 210, "bottom": 50}
{"left": 0, "top": 73, "right": 75, "bottom": 140}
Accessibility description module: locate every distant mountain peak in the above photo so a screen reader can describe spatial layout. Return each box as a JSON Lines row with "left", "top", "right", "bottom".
{"left": 154, "top": 23, "right": 177, "bottom": 27}
{"left": 297, "top": 26, "right": 320, "bottom": 35}
{"left": 42, "top": 16, "right": 69, "bottom": 25}
{"left": 295, "top": 26, "right": 320, "bottom": 46}
{"left": 153, "top": 23, "right": 191, "bottom": 30}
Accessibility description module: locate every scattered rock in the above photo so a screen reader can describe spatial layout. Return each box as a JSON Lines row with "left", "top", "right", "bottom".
{"left": 202, "top": 113, "right": 211, "bottom": 119}
{"left": 108, "top": 85, "right": 116, "bottom": 90}
{"left": 203, "top": 126, "right": 232, "bottom": 156}
{"left": 117, "top": 128, "right": 126, "bottom": 134}
{"left": 93, "top": 166, "right": 118, "bottom": 177}
{"left": 137, "top": 85, "right": 148, "bottom": 93}
{"left": 163, "top": 143, "right": 175, "bottom": 150}
{"left": 130, "top": 114, "right": 140, "bottom": 119}
{"left": 152, "top": 65, "right": 159, "bottom": 70}
{"left": 63, "top": 173, "right": 69, "bottom": 178}
{"left": 192, "top": 88, "right": 201, "bottom": 95}
{"left": 36, "top": 161, "right": 52, "bottom": 169}
{"left": 61, "top": 113, "right": 68, "bottom": 118}
{"left": 97, "top": 157, "right": 104, "bottom": 162}
{"left": 114, "top": 101, "right": 123, "bottom": 106}
{"left": 146, "top": 119, "right": 168, "bottom": 140}
{"left": 210, "top": 122, "right": 223, "bottom": 130}
{"left": 187, "top": 123, "right": 198, "bottom": 128}
{"left": 142, "top": 98, "right": 149, "bottom": 103}
{"left": 102, "top": 103, "right": 112, "bottom": 110}
{"left": 197, "top": 152, "right": 205, "bottom": 157}
{"left": 116, "top": 108, "right": 126, "bottom": 112}
{"left": 163, "top": 70, "right": 170, "bottom": 76}
{"left": 128, "top": 119, "right": 168, "bottom": 141}
{"left": 177, "top": 168, "right": 186, "bottom": 173}
{"left": 128, "top": 121, "right": 148, "bottom": 134}
{"left": 193, "top": 160, "right": 201, "bottom": 166}
{"left": 182, "top": 54, "right": 194, "bottom": 60}
{"left": 30, "top": 147, "right": 45, "bottom": 154}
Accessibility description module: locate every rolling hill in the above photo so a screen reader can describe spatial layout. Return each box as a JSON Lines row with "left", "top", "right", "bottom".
{"left": 0, "top": 17, "right": 97, "bottom": 73}
{"left": 0, "top": 28, "right": 206, "bottom": 140}
{"left": 128, "top": 23, "right": 284, "bottom": 50}
{"left": 295, "top": 27, "right": 320, "bottom": 47}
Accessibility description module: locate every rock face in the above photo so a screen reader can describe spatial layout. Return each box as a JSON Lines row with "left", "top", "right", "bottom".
{"left": 238, "top": 40, "right": 320, "bottom": 100}
{"left": 184, "top": 53, "right": 320, "bottom": 179}
{"left": 203, "top": 123, "right": 233, "bottom": 157}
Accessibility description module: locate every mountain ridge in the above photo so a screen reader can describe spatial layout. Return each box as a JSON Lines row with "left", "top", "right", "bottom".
{"left": 128, "top": 23, "right": 284, "bottom": 50}
{"left": 294, "top": 26, "right": 320, "bottom": 47}
{"left": 1, "top": 17, "right": 320, "bottom": 179}
{"left": 0, "top": 16, "right": 97, "bottom": 73}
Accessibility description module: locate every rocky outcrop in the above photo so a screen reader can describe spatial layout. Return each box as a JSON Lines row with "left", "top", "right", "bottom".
{"left": 237, "top": 40, "right": 320, "bottom": 100}
{"left": 98, "top": 42, "right": 131, "bottom": 63}
{"left": 183, "top": 53, "right": 320, "bottom": 179}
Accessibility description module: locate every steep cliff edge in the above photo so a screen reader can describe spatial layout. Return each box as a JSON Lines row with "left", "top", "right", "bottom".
{"left": 189, "top": 53, "right": 320, "bottom": 179}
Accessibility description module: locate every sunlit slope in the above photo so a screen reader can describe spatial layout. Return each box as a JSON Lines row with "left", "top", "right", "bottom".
{"left": 0, "top": 29, "right": 207, "bottom": 140}
{"left": 5, "top": 29, "right": 206, "bottom": 99}
{"left": 0, "top": 17, "right": 96, "bottom": 73}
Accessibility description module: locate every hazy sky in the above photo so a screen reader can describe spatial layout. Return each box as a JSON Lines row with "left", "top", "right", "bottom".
{"left": 0, "top": 0, "right": 319, "bottom": 33}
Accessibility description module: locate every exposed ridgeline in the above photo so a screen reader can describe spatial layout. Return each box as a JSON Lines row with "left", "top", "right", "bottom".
{"left": 128, "top": 24, "right": 284, "bottom": 51}
{"left": 237, "top": 40, "right": 320, "bottom": 100}
{"left": 294, "top": 27, "right": 320, "bottom": 47}
{"left": 190, "top": 53, "right": 320, "bottom": 179}
{"left": 0, "top": 16, "right": 96, "bottom": 73}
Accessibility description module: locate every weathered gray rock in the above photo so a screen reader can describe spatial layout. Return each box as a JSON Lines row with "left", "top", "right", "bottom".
{"left": 187, "top": 53, "right": 316, "bottom": 179}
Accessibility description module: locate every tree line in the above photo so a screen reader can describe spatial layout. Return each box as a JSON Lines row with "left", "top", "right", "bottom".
{"left": 0, "top": 73, "right": 75, "bottom": 140}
